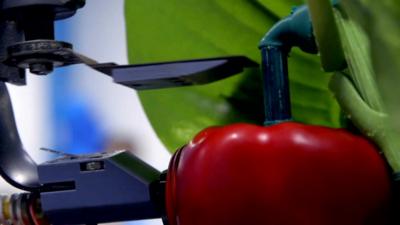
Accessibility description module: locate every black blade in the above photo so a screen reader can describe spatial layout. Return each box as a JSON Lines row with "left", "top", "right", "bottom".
{"left": 90, "top": 56, "right": 258, "bottom": 90}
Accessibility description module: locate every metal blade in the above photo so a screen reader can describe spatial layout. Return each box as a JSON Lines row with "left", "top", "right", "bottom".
{"left": 89, "top": 56, "right": 258, "bottom": 90}
{"left": 6, "top": 42, "right": 257, "bottom": 87}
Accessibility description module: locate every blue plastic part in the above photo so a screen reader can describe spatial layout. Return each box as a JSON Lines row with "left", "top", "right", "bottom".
{"left": 38, "top": 151, "right": 162, "bottom": 224}
{"left": 259, "top": 5, "right": 317, "bottom": 126}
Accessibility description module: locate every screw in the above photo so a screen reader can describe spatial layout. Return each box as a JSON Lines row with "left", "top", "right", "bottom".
{"left": 85, "top": 162, "right": 103, "bottom": 171}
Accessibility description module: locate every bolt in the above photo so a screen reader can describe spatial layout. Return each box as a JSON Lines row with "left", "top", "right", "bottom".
{"left": 29, "top": 63, "right": 54, "bottom": 75}
{"left": 85, "top": 161, "right": 103, "bottom": 171}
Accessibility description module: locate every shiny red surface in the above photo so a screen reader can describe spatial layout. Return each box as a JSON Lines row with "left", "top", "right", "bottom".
{"left": 166, "top": 122, "right": 392, "bottom": 225}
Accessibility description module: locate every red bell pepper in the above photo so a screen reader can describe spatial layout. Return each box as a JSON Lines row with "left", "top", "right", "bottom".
{"left": 166, "top": 122, "right": 392, "bottom": 225}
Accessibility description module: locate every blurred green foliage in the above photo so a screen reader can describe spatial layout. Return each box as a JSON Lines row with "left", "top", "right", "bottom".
{"left": 125, "top": 0, "right": 342, "bottom": 152}
{"left": 337, "top": 0, "right": 400, "bottom": 171}
{"left": 341, "top": 0, "right": 400, "bottom": 133}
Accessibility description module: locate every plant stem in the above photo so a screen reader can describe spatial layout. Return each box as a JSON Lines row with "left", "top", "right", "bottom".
{"left": 330, "top": 7, "right": 400, "bottom": 173}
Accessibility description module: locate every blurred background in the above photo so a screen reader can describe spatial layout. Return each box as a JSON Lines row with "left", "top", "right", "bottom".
{"left": 4, "top": 0, "right": 170, "bottom": 224}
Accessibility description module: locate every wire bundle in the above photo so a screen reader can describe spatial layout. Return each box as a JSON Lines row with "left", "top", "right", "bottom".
{"left": 0, "top": 193, "right": 48, "bottom": 225}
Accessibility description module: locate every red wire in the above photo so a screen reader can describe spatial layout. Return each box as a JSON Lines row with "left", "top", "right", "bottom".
{"left": 28, "top": 199, "right": 41, "bottom": 225}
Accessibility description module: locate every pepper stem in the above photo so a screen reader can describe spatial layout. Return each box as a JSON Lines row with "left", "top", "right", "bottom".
{"left": 260, "top": 46, "right": 292, "bottom": 126}
{"left": 259, "top": 5, "right": 317, "bottom": 126}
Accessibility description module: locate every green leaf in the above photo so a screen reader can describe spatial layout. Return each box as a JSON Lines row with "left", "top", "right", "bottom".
{"left": 307, "top": 0, "right": 346, "bottom": 72}
{"left": 125, "top": 0, "right": 342, "bottom": 152}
